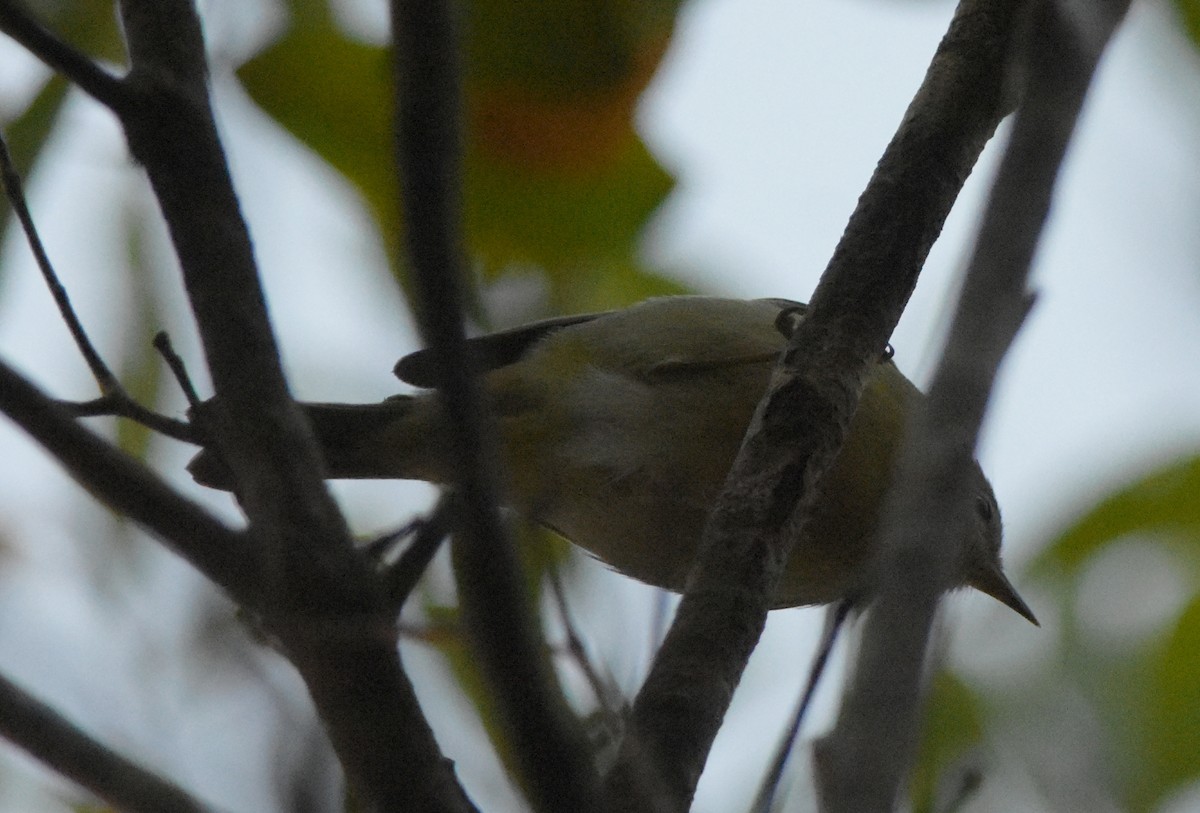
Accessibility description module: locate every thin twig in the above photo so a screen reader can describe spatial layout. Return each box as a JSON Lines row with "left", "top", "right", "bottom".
{"left": 814, "top": 0, "right": 1132, "bottom": 809}
{"left": 154, "top": 331, "right": 204, "bottom": 412}
{"left": 752, "top": 600, "right": 852, "bottom": 813}
{"left": 0, "top": 359, "right": 262, "bottom": 607}
{"left": 0, "top": 130, "right": 116, "bottom": 391}
{"left": 0, "top": 671, "right": 219, "bottom": 813}
{"left": 0, "top": 1, "right": 127, "bottom": 110}
{"left": 374, "top": 491, "right": 456, "bottom": 609}
{"left": 63, "top": 394, "right": 198, "bottom": 442}
{"left": 548, "top": 565, "right": 621, "bottom": 718}
{"left": 0, "top": 132, "right": 200, "bottom": 443}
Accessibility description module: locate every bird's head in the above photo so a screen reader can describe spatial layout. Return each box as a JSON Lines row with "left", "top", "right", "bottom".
{"left": 963, "top": 480, "right": 1038, "bottom": 625}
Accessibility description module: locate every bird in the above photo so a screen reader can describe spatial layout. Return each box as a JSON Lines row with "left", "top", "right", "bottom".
{"left": 188, "top": 296, "right": 1036, "bottom": 623}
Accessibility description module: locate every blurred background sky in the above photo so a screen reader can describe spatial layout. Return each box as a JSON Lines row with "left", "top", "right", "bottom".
{"left": 1, "top": 0, "right": 1199, "bottom": 810}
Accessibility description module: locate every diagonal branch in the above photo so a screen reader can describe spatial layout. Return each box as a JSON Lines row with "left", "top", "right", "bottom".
{"left": 0, "top": 0, "right": 126, "bottom": 110}
{"left": 110, "top": 1, "right": 479, "bottom": 809}
{"left": 0, "top": 671, "right": 219, "bottom": 813}
{"left": 814, "top": 0, "right": 1131, "bottom": 808}
{"left": 389, "top": 1, "right": 599, "bottom": 810}
{"left": 0, "top": 360, "right": 262, "bottom": 605}
{"left": 0, "top": 131, "right": 115, "bottom": 391}
{"left": 603, "top": 0, "right": 1032, "bottom": 808}
{"left": 0, "top": 130, "right": 198, "bottom": 442}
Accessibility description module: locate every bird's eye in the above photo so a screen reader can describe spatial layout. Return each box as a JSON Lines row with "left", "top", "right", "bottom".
{"left": 975, "top": 495, "right": 994, "bottom": 523}
{"left": 774, "top": 306, "right": 805, "bottom": 339}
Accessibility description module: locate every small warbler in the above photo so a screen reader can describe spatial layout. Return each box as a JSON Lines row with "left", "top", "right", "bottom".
{"left": 189, "top": 296, "right": 1035, "bottom": 623}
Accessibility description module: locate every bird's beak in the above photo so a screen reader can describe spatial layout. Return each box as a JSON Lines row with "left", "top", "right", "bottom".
{"left": 970, "top": 562, "right": 1039, "bottom": 626}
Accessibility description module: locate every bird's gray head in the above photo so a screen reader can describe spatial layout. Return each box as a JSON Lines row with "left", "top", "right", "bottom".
{"left": 963, "top": 480, "right": 1038, "bottom": 625}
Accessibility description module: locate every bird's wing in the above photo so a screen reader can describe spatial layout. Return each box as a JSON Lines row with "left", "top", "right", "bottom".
{"left": 393, "top": 311, "right": 614, "bottom": 387}
{"left": 646, "top": 351, "right": 782, "bottom": 378}
{"left": 641, "top": 299, "right": 804, "bottom": 378}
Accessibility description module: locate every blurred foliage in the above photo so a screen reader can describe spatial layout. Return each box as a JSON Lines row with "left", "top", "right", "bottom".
{"left": 238, "top": 0, "right": 683, "bottom": 318}
{"left": 0, "top": 0, "right": 123, "bottom": 274}
{"left": 906, "top": 453, "right": 1200, "bottom": 812}
{"left": 1178, "top": 0, "right": 1200, "bottom": 46}
{"left": 911, "top": 671, "right": 984, "bottom": 813}
{"left": 1022, "top": 452, "right": 1200, "bottom": 811}
{"left": 113, "top": 205, "right": 166, "bottom": 463}
{"left": 1032, "top": 454, "right": 1200, "bottom": 576}
{"left": 426, "top": 521, "right": 577, "bottom": 794}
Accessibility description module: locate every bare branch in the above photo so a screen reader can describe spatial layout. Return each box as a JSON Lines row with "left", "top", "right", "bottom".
{"left": 153, "top": 330, "right": 204, "bottom": 411}
{"left": 752, "top": 601, "right": 851, "bottom": 813}
{"left": 62, "top": 394, "right": 198, "bottom": 442}
{"left": 0, "top": 131, "right": 117, "bottom": 390}
{"left": 372, "top": 492, "right": 456, "bottom": 609}
{"left": 0, "top": 360, "right": 261, "bottom": 606}
{"left": 814, "top": 0, "right": 1132, "bottom": 809}
{"left": 0, "top": 0, "right": 480, "bottom": 807}
{"left": 0, "top": 671, "right": 219, "bottom": 813}
{"left": 0, "top": 0, "right": 126, "bottom": 110}
{"left": 1, "top": 131, "right": 201, "bottom": 444}
{"left": 548, "top": 566, "right": 622, "bottom": 719}
{"left": 389, "top": 1, "right": 600, "bottom": 809}
{"left": 0, "top": 138, "right": 204, "bottom": 441}
{"left": 603, "top": 1, "right": 1031, "bottom": 808}
{"left": 110, "top": 0, "right": 479, "bottom": 805}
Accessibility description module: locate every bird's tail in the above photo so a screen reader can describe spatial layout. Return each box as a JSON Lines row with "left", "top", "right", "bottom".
{"left": 187, "top": 397, "right": 440, "bottom": 491}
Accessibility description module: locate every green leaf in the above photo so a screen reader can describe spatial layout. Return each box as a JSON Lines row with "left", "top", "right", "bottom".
{"left": 544, "top": 261, "right": 691, "bottom": 316}
{"left": 1176, "top": 0, "right": 1200, "bottom": 47}
{"left": 239, "top": 0, "right": 678, "bottom": 303}
{"left": 911, "top": 671, "right": 985, "bottom": 813}
{"left": 112, "top": 210, "right": 166, "bottom": 463}
{"left": 467, "top": 133, "right": 673, "bottom": 274}
{"left": 53, "top": 1, "right": 126, "bottom": 65}
{"left": 237, "top": 0, "right": 399, "bottom": 267}
{"left": 1022, "top": 454, "right": 1200, "bottom": 810}
{"left": 1032, "top": 453, "right": 1200, "bottom": 575}
{"left": 1134, "top": 596, "right": 1200, "bottom": 810}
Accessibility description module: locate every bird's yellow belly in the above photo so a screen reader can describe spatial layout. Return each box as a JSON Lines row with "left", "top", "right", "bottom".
{"left": 514, "top": 436, "right": 880, "bottom": 609}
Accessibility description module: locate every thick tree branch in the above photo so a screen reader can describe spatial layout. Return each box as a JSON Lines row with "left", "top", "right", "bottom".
{"left": 603, "top": 0, "right": 1032, "bottom": 808}
{"left": 815, "top": 1, "right": 1131, "bottom": 808}
{"left": 390, "top": 1, "right": 599, "bottom": 810}
{"left": 111, "top": 2, "right": 477, "bottom": 809}
{"left": 0, "top": 672, "right": 218, "bottom": 813}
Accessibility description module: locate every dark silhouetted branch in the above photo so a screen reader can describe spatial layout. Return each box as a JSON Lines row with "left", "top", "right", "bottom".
{"left": 753, "top": 600, "right": 852, "bottom": 813}
{"left": 390, "top": 1, "right": 600, "bottom": 810}
{"left": 0, "top": 0, "right": 125, "bottom": 109}
{"left": 0, "top": 131, "right": 113, "bottom": 389}
{"left": 604, "top": 0, "right": 1033, "bottom": 809}
{"left": 0, "top": 129, "right": 196, "bottom": 441}
{"left": 1, "top": 0, "right": 479, "bottom": 808}
{"left": 0, "top": 671, "right": 218, "bottom": 813}
{"left": 814, "top": 1, "right": 1131, "bottom": 809}
{"left": 0, "top": 360, "right": 262, "bottom": 604}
